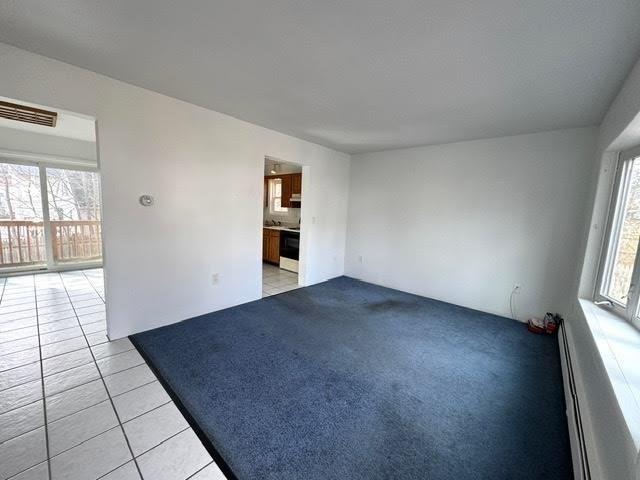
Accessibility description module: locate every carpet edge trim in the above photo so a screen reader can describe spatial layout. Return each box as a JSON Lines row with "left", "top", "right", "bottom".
{"left": 129, "top": 335, "right": 240, "bottom": 480}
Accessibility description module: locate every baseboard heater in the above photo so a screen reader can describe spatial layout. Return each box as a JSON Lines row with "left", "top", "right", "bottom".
{"left": 559, "top": 321, "right": 592, "bottom": 480}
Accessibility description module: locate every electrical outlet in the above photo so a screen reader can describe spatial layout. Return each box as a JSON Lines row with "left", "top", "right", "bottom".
{"left": 211, "top": 273, "right": 219, "bottom": 285}
{"left": 358, "top": 255, "right": 364, "bottom": 264}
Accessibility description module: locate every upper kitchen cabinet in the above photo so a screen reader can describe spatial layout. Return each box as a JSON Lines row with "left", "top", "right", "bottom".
{"left": 264, "top": 173, "right": 302, "bottom": 208}
{"left": 291, "top": 173, "right": 302, "bottom": 196}
{"left": 281, "top": 174, "right": 293, "bottom": 208}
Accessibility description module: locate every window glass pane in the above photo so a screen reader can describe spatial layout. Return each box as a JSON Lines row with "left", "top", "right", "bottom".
{"left": 46, "top": 168, "right": 102, "bottom": 264}
{"left": 0, "top": 163, "right": 45, "bottom": 267}
{"left": 606, "top": 159, "right": 640, "bottom": 303}
{"left": 269, "top": 178, "right": 288, "bottom": 213}
{"left": 46, "top": 168, "right": 101, "bottom": 221}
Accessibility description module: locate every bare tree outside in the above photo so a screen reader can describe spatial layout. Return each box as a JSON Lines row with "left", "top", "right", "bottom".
{"left": 0, "top": 163, "right": 45, "bottom": 266}
{"left": 46, "top": 168, "right": 102, "bottom": 263}
{"left": 0, "top": 163, "right": 43, "bottom": 221}
{"left": 46, "top": 168, "right": 101, "bottom": 221}
{"left": 606, "top": 160, "right": 640, "bottom": 303}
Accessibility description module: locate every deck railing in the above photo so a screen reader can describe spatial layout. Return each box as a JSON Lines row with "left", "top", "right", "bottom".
{"left": 0, "top": 219, "right": 102, "bottom": 267}
{"left": 0, "top": 220, "right": 46, "bottom": 267}
{"left": 50, "top": 220, "right": 102, "bottom": 263}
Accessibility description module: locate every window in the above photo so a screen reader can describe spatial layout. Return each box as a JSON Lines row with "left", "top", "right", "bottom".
{"left": 597, "top": 145, "right": 640, "bottom": 328}
{"left": 269, "top": 178, "right": 288, "bottom": 214}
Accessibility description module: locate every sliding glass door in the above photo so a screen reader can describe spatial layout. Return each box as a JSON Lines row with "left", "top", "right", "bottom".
{"left": 0, "top": 162, "right": 46, "bottom": 268}
{"left": 46, "top": 167, "right": 102, "bottom": 264}
{"left": 0, "top": 160, "right": 102, "bottom": 272}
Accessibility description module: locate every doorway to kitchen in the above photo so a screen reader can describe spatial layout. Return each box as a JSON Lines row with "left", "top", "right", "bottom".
{"left": 262, "top": 156, "right": 302, "bottom": 297}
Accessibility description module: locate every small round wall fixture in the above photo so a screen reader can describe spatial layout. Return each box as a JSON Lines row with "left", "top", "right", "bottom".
{"left": 139, "top": 194, "right": 154, "bottom": 207}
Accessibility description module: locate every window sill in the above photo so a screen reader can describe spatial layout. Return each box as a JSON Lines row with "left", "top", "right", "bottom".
{"left": 578, "top": 299, "right": 640, "bottom": 451}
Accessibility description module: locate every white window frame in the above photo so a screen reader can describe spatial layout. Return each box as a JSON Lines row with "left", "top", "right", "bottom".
{"left": 268, "top": 178, "right": 288, "bottom": 215}
{"left": 595, "top": 144, "right": 640, "bottom": 329}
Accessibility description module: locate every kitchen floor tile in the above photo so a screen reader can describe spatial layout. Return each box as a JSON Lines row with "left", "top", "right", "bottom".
{"left": 37, "top": 317, "right": 78, "bottom": 334}
{"left": 0, "top": 336, "right": 39, "bottom": 356}
{"left": 85, "top": 331, "right": 109, "bottom": 346}
{"left": 9, "top": 460, "right": 49, "bottom": 480}
{"left": 42, "top": 347, "right": 93, "bottom": 377}
{"left": 36, "top": 310, "right": 76, "bottom": 325}
{"left": 0, "top": 325, "right": 38, "bottom": 343}
{"left": 91, "top": 338, "right": 134, "bottom": 360}
{"left": 78, "top": 311, "right": 106, "bottom": 325}
{"left": 38, "top": 326, "right": 84, "bottom": 346}
{"left": 81, "top": 319, "right": 107, "bottom": 335}
{"left": 103, "top": 364, "right": 156, "bottom": 397}
{"left": 49, "top": 427, "right": 132, "bottom": 480}
{"left": 97, "top": 350, "right": 145, "bottom": 377}
{"left": 0, "top": 400, "right": 44, "bottom": 443}
{"left": 136, "top": 428, "right": 212, "bottom": 480}
{"left": 112, "top": 381, "right": 170, "bottom": 423}
{"left": 123, "top": 402, "right": 188, "bottom": 456}
{"left": 48, "top": 399, "right": 119, "bottom": 455}
{"left": 46, "top": 378, "right": 108, "bottom": 422}
{"left": 190, "top": 462, "right": 227, "bottom": 480}
{"left": 40, "top": 336, "right": 87, "bottom": 359}
{"left": 0, "top": 347, "right": 40, "bottom": 372}
{"left": 0, "top": 317, "right": 38, "bottom": 333}
{"left": 100, "top": 461, "right": 141, "bottom": 480}
{"left": 0, "top": 361, "right": 41, "bottom": 391}
{"left": 0, "top": 379, "right": 42, "bottom": 414}
{"left": 74, "top": 304, "right": 105, "bottom": 316}
{"left": 43, "top": 361, "right": 100, "bottom": 397}
{"left": 0, "top": 426, "right": 47, "bottom": 479}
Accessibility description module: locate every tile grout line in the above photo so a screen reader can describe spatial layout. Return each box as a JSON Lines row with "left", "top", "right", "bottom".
{"left": 0, "top": 315, "right": 107, "bottom": 346}
{"left": 131, "top": 425, "right": 191, "bottom": 460}
{"left": 1, "top": 354, "right": 151, "bottom": 421}
{"left": 57, "top": 272, "right": 146, "bottom": 480}
{"left": 82, "top": 269, "right": 105, "bottom": 303}
{"left": 32, "top": 274, "right": 54, "bottom": 480}
{"left": 186, "top": 461, "right": 215, "bottom": 480}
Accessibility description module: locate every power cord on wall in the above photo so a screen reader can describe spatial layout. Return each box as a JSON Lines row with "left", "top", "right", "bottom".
{"left": 509, "top": 284, "right": 521, "bottom": 321}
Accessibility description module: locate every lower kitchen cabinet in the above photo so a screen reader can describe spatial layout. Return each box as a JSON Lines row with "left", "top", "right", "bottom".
{"left": 263, "top": 228, "right": 280, "bottom": 264}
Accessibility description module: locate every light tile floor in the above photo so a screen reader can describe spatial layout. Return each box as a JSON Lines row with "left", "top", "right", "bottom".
{"left": 0, "top": 268, "right": 226, "bottom": 480}
{"left": 262, "top": 263, "right": 300, "bottom": 298}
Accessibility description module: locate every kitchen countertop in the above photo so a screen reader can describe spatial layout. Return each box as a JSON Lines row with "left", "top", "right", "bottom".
{"left": 263, "top": 225, "right": 300, "bottom": 233}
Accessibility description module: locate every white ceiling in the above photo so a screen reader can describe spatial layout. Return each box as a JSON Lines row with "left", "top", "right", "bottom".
{"left": 1, "top": 1, "right": 639, "bottom": 153}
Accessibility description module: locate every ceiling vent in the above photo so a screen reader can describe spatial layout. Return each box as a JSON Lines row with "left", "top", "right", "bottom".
{"left": 0, "top": 100, "right": 58, "bottom": 127}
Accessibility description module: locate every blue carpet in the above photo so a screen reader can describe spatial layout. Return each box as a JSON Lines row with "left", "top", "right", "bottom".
{"left": 131, "top": 277, "right": 571, "bottom": 480}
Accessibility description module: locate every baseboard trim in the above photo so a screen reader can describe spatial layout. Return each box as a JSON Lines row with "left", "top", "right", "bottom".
{"left": 559, "top": 320, "right": 592, "bottom": 480}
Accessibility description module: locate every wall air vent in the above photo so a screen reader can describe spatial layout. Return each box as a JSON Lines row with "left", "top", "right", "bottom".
{"left": 0, "top": 100, "right": 58, "bottom": 127}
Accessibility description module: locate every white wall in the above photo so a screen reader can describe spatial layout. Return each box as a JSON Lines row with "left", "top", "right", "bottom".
{"left": 0, "top": 126, "right": 97, "bottom": 164}
{"left": 346, "top": 128, "right": 597, "bottom": 321}
{"left": 0, "top": 42, "right": 350, "bottom": 338}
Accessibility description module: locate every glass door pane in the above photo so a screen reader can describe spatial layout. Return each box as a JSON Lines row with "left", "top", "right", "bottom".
{"left": 0, "top": 162, "right": 46, "bottom": 269}
{"left": 46, "top": 167, "right": 102, "bottom": 264}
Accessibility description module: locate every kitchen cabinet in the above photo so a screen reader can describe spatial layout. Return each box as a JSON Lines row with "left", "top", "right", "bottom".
{"left": 291, "top": 173, "right": 302, "bottom": 196}
{"left": 263, "top": 228, "right": 280, "bottom": 264}
{"left": 281, "top": 174, "right": 293, "bottom": 208}
{"left": 264, "top": 173, "right": 302, "bottom": 208}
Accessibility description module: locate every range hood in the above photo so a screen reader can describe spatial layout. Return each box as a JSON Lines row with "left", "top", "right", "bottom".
{"left": 290, "top": 193, "right": 302, "bottom": 202}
